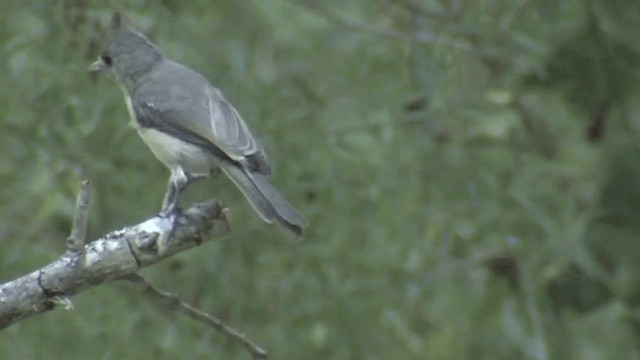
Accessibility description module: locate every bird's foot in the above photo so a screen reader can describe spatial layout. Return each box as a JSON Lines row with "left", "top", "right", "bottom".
{"left": 158, "top": 205, "right": 183, "bottom": 235}
{"left": 158, "top": 206, "right": 181, "bottom": 219}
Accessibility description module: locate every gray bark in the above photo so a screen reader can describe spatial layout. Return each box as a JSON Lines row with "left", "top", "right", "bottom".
{"left": 0, "top": 200, "right": 229, "bottom": 329}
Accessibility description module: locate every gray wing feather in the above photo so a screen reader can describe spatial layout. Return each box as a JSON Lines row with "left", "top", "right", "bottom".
{"left": 134, "top": 61, "right": 269, "bottom": 173}
{"left": 206, "top": 91, "right": 269, "bottom": 172}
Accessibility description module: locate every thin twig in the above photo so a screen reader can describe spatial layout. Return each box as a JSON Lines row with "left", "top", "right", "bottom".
{"left": 66, "top": 180, "right": 91, "bottom": 255}
{"left": 122, "top": 274, "right": 268, "bottom": 360}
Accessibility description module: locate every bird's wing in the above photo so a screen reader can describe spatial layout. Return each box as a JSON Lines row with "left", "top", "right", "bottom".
{"left": 131, "top": 64, "right": 270, "bottom": 174}
{"left": 203, "top": 87, "right": 270, "bottom": 173}
{"left": 131, "top": 96, "right": 227, "bottom": 157}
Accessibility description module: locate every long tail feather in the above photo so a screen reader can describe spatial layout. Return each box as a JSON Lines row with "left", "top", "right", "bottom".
{"left": 220, "top": 164, "right": 308, "bottom": 237}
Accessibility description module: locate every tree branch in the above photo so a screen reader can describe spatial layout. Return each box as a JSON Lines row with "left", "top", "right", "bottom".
{"left": 0, "top": 183, "right": 273, "bottom": 358}
{"left": 0, "top": 195, "right": 229, "bottom": 329}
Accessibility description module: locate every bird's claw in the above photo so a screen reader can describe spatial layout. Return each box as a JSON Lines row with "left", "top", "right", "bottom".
{"left": 158, "top": 206, "right": 182, "bottom": 240}
{"left": 158, "top": 206, "right": 182, "bottom": 223}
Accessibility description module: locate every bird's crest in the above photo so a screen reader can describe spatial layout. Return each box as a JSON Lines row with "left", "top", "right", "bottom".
{"left": 110, "top": 11, "right": 128, "bottom": 30}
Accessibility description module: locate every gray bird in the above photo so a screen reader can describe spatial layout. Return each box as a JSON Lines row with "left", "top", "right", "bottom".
{"left": 89, "top": 13, "right": 307, "bottom": 237}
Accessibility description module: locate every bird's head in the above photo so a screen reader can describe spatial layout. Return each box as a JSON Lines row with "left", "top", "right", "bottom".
{"left": 89, "top": 12, "right": 163, "bottom": 89}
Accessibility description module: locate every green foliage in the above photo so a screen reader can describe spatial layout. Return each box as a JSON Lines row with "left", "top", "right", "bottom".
{"left": 2, "top": 0, "right": 640, "bottom": 359}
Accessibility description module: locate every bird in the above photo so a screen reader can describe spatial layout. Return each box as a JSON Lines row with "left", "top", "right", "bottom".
{"left": 89, "top": 12, "right": 307, "bottom": 237}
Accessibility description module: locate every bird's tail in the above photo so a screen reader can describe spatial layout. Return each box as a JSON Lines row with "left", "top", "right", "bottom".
{"left": 219, "top": 163, "right": 308, "bottom": 237}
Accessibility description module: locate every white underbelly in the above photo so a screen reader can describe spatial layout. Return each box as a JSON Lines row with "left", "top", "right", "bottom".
{"left": 122, "top": 94, "right": 217, "bottom": 175}
{"left": 137, "top": 127, "right": 218, "bottom": 175}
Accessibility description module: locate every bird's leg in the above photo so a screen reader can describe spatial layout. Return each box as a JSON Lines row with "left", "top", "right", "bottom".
{"left": 185, "top": 173, "right": 208, "bottom": 186}
{"left": 180, "top": 167, "right": 220, "bottom": 187}
{"left": 159, "top": 167, "right": 220, "bottom": 218}
{"left": 159, "top": 167, "right": 189, "bottom": 218}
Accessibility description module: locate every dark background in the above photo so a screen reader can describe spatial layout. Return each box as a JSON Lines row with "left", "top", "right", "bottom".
{"left": 2, "top": 1, "right": 640, "bottom": 359}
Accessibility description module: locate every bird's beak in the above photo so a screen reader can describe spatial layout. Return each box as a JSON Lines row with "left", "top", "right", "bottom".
{"left": 88, "top": 58, "right": 105, "bottom": 73}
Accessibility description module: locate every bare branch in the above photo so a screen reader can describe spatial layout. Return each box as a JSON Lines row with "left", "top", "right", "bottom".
{"left": 122, "top": 274, "right": 268, "bottom": 360}
{"left": 0, "top": 182, "right": 269, "bottom": 357}
{"left": 0, "top": 199, "right": 229, "bottom": 329}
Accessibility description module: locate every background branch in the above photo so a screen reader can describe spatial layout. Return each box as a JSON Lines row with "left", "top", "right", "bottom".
{"left": 288, "top": 0, "right": 473, "bottom": 51}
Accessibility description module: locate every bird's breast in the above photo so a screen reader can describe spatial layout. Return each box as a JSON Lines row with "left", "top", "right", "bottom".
{"left": 122, "top": 94, "right": 217, "bottom": 175}
{"left": 136, "top": 127, "right": 218, "bottom": 176}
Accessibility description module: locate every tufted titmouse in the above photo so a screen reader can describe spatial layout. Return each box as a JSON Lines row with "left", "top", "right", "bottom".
{"left": 89, "top": 13, "right": 307, "bottom": 237}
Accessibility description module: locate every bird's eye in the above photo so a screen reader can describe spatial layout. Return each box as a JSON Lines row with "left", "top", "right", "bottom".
{"left": 101, "top": 53, "right": 113, "bottom": 66}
